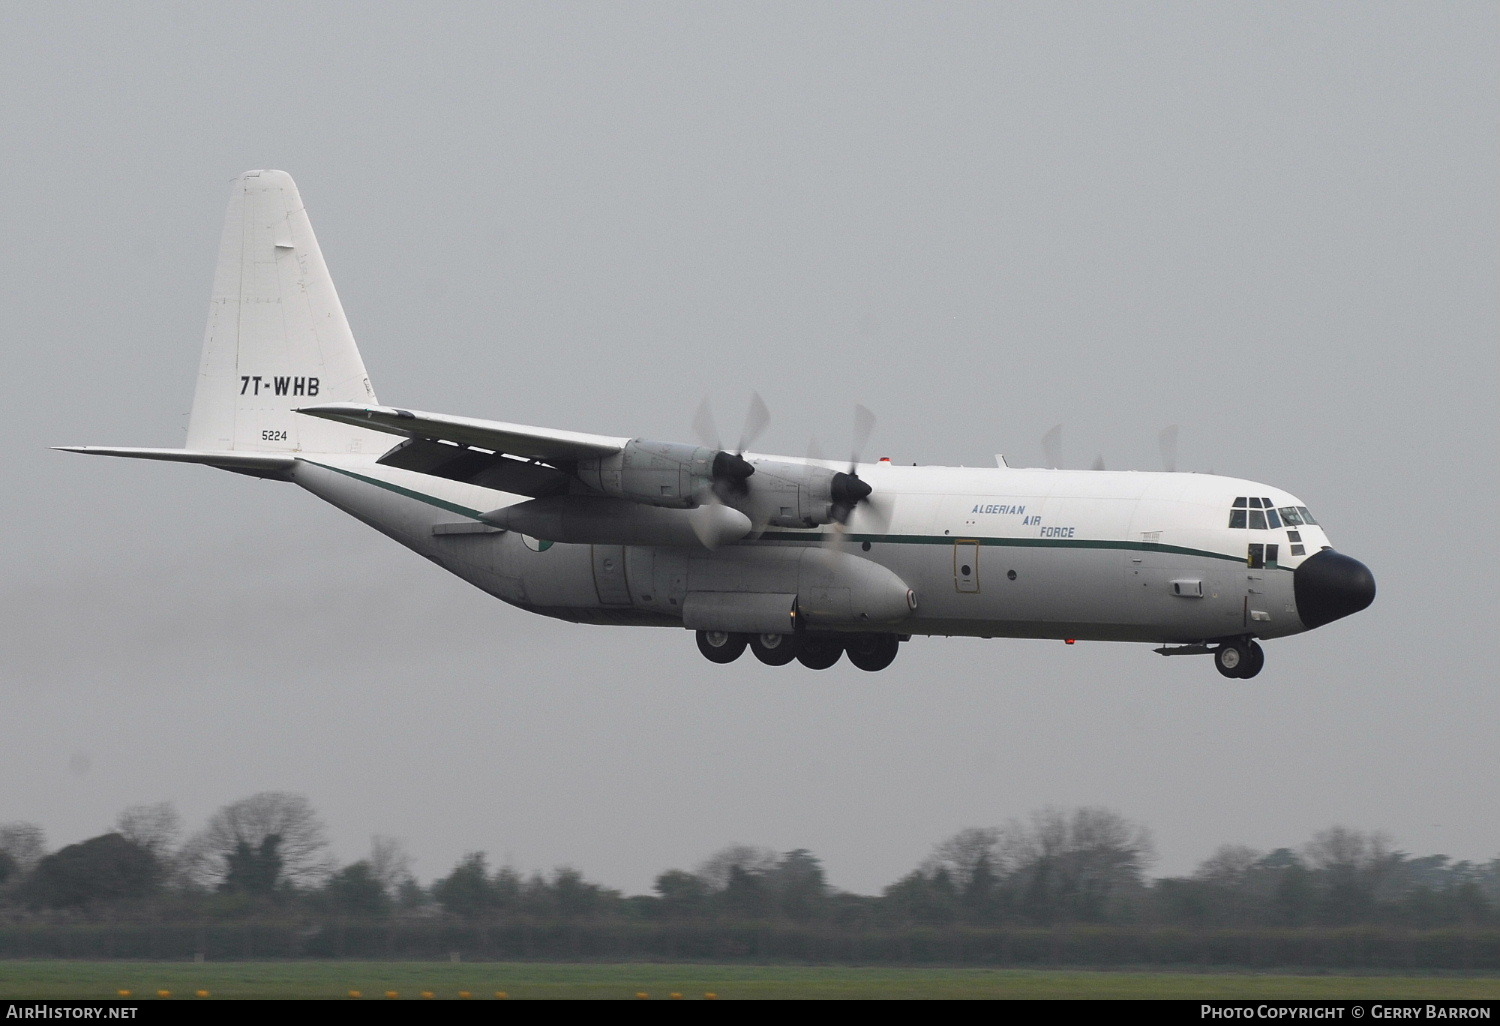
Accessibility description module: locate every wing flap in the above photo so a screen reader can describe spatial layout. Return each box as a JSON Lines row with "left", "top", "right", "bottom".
{"left": 376, "top": 437, "right": 572, "bottom": 496}
{"left": 296, "top": 403, "right": 628, "bottom": 460}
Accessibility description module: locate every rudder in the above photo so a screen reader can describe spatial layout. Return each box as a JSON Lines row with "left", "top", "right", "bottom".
{"left": 186, "top": 170, "right": 385, "bottom": 454}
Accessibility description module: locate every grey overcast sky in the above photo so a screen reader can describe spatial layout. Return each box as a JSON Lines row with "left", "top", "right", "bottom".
{"left": 3, "top": 2, "right": 1495, "bottom": 895}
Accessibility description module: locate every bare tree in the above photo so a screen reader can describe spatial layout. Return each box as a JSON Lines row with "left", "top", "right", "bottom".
{"left": 0, "top": 823, "right": 46, "bottom": 874}
{"left": 1302, "top": 826, "right": 1399, "bottom": 923}
{"left": 367, "top": 835, "right": 415, "bottom": 896}
{"left": 191, "top": 792, "right": 334, "bottom": 889}
{"left": 925, "top": 827, "right": 1003, "bottom": 889}
{"left": 1193, "top": 844, "right": 1263, "bottom": 888}
{"left": 999, "top": 807, "right": 1154, "bottom": 922}
{"left": 115, "top": 803, "right": 182, "bottom": 863}
{"left": 695, "top": 845, "right": 779, "bottom": 891}
{"left": 1303, "top": 826, "right": 1394, "bottom": 875}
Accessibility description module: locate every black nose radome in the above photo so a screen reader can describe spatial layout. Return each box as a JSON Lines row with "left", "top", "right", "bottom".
{"left": 1294, "top": 550, "right": 1376, "bottom": 630}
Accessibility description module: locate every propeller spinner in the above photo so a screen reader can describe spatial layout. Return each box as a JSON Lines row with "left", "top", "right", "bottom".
{"left": 694, "top": 393, "right": 770, "bottom": 499}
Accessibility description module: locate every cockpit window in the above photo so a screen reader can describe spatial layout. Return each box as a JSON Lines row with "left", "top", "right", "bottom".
{"left": 1230, "top": 499, "right": 1318, "bottom": 531}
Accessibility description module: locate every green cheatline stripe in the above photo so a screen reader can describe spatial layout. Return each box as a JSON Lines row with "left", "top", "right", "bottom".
{"left": 757, "top": 531, "right": 1269, "bottom": 567}
{"left": 300, "top": 461, "right": 1279, "bottom": 569}
{"left": 300, "top": 460, "right": 486, "bottom": 519}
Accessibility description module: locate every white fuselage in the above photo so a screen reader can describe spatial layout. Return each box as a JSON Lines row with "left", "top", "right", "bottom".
{"left": 293, "top": 454, "right": 1322, "bottom": 646}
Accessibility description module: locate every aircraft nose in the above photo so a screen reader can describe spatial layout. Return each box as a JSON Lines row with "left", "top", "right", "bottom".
{"left": 1294, "top": 550, "right": 1376, "bottom": 630}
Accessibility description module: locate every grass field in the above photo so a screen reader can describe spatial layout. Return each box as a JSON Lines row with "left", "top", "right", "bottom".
{"left": 1, "top": 962, "right": 1498, "bottom": 1000}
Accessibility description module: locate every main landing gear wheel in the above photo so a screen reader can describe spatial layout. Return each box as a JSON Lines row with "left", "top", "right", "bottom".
{"left": 696, "top": 630, "right": 747, "bottom": 664}
{"left": 1240, "top": 640, "right": 1265, "bottom": 678}
{"left": 1215, "top": 639, "right": 1264, "bottom": 679}
{"left": 750, "top": 633, "right": 800, "bottom": 666}
{"left": 845, "top": 634, "right": 900, "bottom": 672}
{"left": 796, "top": 636, "right": 844, "bottom": 670}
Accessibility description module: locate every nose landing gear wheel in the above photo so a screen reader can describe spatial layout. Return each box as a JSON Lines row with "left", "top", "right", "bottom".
{"left": 749, "top": 633, "right": 800, "bottom": 666}
{"left": 1215, "top": 639, "right": 1264, "bottom": 679}
{"left": 696, "top": 630, "right": 747, "bottom": 664}
{"left": 845, "top": 634, "right": 900, "bottom": 672}
{"left": 796, "top": 637, "right": 844, "bottom": 670}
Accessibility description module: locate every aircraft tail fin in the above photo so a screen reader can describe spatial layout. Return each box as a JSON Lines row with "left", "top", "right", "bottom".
{"left": 185, "top": 170, "right": 387, "bottom": 455}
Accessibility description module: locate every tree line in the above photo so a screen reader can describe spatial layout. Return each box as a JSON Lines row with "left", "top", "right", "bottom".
{"left": 2, "top": 796, "right": 1496, "bottom": 935}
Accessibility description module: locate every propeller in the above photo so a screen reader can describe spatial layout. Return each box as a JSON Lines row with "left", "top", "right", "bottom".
{"left": 828, "top": 404, "right": 882, "bottom": 525}
{"left": 1158, "top": 424, "right": 1179, "bottom": 473}
{"left": 1043, "top": 424, "right": 1105, "bottom": 471}
{"left": 1042, "top": 423, "right": 1063, "bottom": 469}
{"left": 819, "top": 405, "right": 893, "bottom": 566}
{"left": 1041, "top": 423, "right": 1180, "bottom": 473}
{"left": 693, "top": 393, "right": 770, "bottom": 499}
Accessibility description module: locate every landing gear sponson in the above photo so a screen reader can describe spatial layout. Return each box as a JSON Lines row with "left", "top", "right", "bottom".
{"left": 695, "top": 630, "right": 902, "bottom": 672}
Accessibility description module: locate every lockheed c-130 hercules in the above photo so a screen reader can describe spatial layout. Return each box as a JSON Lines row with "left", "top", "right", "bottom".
{"left": 61, "top": 171, "right": 1375, "bottom": 678}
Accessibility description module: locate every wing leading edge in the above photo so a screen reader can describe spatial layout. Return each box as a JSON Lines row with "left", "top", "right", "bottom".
{"left": 295, "top": 403, "right": 628, "bottom": 460}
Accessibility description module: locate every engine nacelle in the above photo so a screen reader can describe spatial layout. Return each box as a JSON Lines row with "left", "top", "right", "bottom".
{"left": 575, "top": 439, "right": 717, "bottom": 509}
{"left": 742, "top": 459, "right": 867, "bottom": 528}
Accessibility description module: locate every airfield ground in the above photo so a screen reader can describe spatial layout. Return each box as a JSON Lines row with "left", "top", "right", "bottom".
{"left": 1, "top": 961, "right": 1498, "bottom": 1000}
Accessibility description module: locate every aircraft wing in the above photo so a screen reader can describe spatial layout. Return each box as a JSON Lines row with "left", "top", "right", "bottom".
{"left": 295, "top": 403, "right": 629, "bottom": 460}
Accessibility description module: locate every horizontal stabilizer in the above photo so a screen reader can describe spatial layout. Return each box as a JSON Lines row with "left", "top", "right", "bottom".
{"left": 56, "top": 447, "right": 297, "bottom": 479}
{"left": 297, "top": 403, "right": 628, "bottom": 460}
